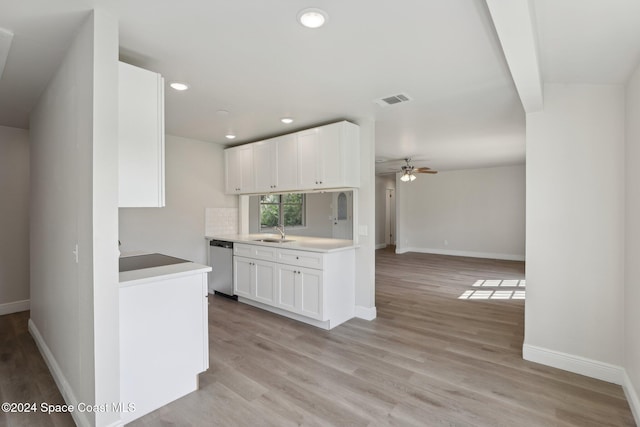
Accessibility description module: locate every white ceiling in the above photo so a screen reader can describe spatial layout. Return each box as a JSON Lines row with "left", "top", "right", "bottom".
{"left": 0, "top": 1, "right": 639, "bottom": 173}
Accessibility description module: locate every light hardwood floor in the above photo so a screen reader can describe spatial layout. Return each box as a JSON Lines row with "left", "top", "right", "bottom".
{"left": 1, "top": 248, "right": 635, "bottom": 426}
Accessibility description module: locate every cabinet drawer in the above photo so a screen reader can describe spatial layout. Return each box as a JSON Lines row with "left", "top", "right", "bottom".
{"left": 234, "top": 243, "right": 277, "bottom": 261}
{"left": 277, "top": 249, "right": 324, "bottom": 269}
{"left": 234, "top": 244, "right": 254, "bottom": 258}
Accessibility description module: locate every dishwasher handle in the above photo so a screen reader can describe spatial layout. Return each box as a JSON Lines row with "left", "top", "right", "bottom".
{"left": 209, "top": 240, "right": 234, "bottom": 249}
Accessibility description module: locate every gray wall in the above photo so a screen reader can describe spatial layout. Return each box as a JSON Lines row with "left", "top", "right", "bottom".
{"left": 396, "top": 164, "right": 525, "bottom": 260}
{"left": 0, "top": 125, "right": 29, "bottom": 314}
{"left": 525, "top": 84, "right": 624, "bottom": 370}
{"left": 625, "top": 63, "right": 640, "bottom": 413}
{"left": 119, "top": 135, "right": 237, "bottom": 264}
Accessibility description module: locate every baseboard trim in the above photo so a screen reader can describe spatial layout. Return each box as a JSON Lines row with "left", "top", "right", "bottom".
{"left": 375, "top": 244, "right": 387, "bottom": 250}
{"left": 400, "top": 247, "right": 525, "bottom": 262}
{"left": 355, "top": 305, "right": 377, "bottom": 321}
{"left": 0, "top": 299, "right": 30, "bottom": 315}
{"left": 28, "top": 319, "right": 91, "bottom": 427}
{"left": 623, "top": 370, "right": 640, "bottom": 426}
{"left": 522, "top": 343, "right": 624, "bottom": 385}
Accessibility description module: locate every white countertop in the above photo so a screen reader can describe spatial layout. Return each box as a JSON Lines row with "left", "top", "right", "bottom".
{"left": 205, "top": 234, "right": 358, "bottom": 253}
{"left": 119, "top": 253, "right": 211, "bottom": 287}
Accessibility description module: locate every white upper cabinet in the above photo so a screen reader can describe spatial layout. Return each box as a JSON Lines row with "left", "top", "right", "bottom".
{"left": 118, "top": 62, "right": 165, "bottom": 207}
{"left": 253, "top": 133, "right": 298, "bottom": 193}
{"left": 225, "top": 144, "right": 254, "bottom": 194}
{"left": 224, "top": 121, "right": 359, "bottom": 195}
{"left": 297, "top": 121, "right": 359, "bottom": 190}
{"left": 253, "top": 138, "right": 278, "bottom": 193}
{"left": 275, "top": 134, "right": 298, "bottom": 191}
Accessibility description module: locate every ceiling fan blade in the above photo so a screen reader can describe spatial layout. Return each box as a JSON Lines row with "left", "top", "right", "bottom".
{"left": 417, "top": 170, "right": 438, "bottom": 174}
{"left": 414, "top": 167, "right": 432, "bottom": 172}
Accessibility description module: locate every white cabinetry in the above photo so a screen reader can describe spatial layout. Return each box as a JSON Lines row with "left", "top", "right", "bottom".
{"left": 297, "top": 121, "right": 360, "bottom": 190}
{"left": 225, "top": 144, "right": 254, "bottom": 194}
{"left": 249, "top": 133, "right": 299, "bottom": 193}
{"left": 232, "top": 243, "right": 355, "bottom": 329}
{"left": 119, "top": 271, "right": 208, "bottom": 423}
{"left": 275, "top": 134, "right": 298, "bottom": 191}
{"left": 234, "top": 244, "right": 277, "bottom": 304}
{"left": 276, "top": 264, "right": 323, "bottom": 320}
{"left": 224, "top": 121, "right": 359, "bottom": 195}
{"left": 253, "top": 139, "right": 278, "bottom": 193}
{"left": 233, "top": 256, "right": 276, "bottom": 305}
{"left": 118, "top": 61, "right": 165, "bottom": 207}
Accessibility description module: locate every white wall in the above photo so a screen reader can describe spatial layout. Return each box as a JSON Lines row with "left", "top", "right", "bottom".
{"left": 354, "top": 119, "right": 376, "bottom": 319}
{"left": 395, "top": 165, "right": 525, "bottom": 260}
{"left": 525, "top": 84, "right": 625, "bottom": 375}
{"left": 0, "top": 125, "right": 29, "bottom": 314}
{"left": 29, "top": 10, "right": 120, "bottom": 427}
{"left": 625, "top": 64, "right": 640, "bottom": 419}
{"left": 119, "top": 135, "right": 237, "bottom": 264}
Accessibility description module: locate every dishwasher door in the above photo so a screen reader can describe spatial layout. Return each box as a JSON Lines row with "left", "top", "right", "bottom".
{"left": 208, "top": 240, "right": 235, "bottom": 298}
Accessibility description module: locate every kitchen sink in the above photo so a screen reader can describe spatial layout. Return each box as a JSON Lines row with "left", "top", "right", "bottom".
{"left": 253, "top": 238, "right": 295, "bottom": 243}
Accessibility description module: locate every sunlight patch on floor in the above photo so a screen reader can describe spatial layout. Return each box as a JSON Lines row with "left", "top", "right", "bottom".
{"left": 459, "top": 279, "right": 526, "bottom": 300}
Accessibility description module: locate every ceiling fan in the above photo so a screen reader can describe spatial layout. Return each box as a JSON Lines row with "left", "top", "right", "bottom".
{"left": 383, "top": 158, "right": 438, "bottom": 182}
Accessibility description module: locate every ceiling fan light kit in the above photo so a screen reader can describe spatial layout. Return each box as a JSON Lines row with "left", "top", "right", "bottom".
{"left": 380, "top": 157, "right": 438, "bottom": 182}
{"left": 400, "top": 171, "right": 416, "bottom": 182}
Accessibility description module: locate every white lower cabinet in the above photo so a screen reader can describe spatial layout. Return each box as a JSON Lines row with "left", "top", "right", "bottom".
{"left": 120, "top": 272, "right": 208, "bottom": 424}
{"left": 275, "top": 264, "right": 323, "bottom": 320}
{"left": 233, "top": 256, "right": 276, "bottom": 305}
{"left": 233, "top": 243, "right": 354, "bottom": 329}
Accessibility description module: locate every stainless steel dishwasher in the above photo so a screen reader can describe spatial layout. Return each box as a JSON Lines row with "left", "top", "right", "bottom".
{"left": 208, "top": 240, "right": 236, "bottom": 299}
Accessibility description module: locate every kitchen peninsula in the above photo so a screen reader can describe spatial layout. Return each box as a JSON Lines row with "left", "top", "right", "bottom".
{"left": 118, "top": 253, "right": 211, "bottom": 424}
{"left": 206, "top": 234, "right": 357, "bottom": 330}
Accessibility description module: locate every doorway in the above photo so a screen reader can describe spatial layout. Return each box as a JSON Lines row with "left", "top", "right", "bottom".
{"left": 385, "top": 188, "right": 396, "bottom": 246}
{"left": 332, "top": 191, "right": 353, "bottom": 239}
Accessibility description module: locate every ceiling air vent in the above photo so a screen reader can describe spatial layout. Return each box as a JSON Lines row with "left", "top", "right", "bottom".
{"left": 375, "top": 93, "right": 412, "bottom": 107}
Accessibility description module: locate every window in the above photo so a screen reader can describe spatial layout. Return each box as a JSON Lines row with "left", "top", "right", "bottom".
{"left": 260, "top": 193, "right": 305, "bottom": 230}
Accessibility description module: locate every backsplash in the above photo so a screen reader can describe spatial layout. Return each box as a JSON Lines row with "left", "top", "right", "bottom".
{"left": 205, "top": 208, "right": 238, "bottom": 236}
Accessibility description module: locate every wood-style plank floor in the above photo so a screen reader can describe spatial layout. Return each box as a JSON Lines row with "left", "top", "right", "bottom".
{"left": 1, "top": 248, "right": 635, "bottom": 426}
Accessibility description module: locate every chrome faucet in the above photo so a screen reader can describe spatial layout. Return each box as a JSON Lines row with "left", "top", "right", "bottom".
{"left": 274, "top": 224, "right": 286, "bottom": 239}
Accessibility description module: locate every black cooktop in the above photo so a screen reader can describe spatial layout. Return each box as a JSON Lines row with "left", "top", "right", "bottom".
{"left": 119, "top": 253, "right": 190, "bottom": 273}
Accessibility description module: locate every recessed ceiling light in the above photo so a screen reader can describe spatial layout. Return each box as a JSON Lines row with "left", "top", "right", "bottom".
{"left": 169, "top": 82, "right": 189, "bottom": 91}
{"left": 225, "top": 134, "right": 236, "bottom": 140}
{"left": 298, "top": 8, "right": 328, "bottom": 29}
{"left": 280, "top": 117, "right": 294, "bottom": 124}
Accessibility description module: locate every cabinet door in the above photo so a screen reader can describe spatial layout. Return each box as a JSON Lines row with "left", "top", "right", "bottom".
{"left": 253, "top": 140, "right": 277, "bottom": 193}
{"left": 299, "top": 267, "right": 323, "bottom": 320}
{"left": 118, "top": 62, "right": 165, "bottom": 207}
{"left": 275, "top": 264, "right": 323, "bottom": 320}
{"left": 297, "top": 128, "right": 321, "bottom": 188}
{"left": 276, "top": 264, "right": 298, "bottom": 312}
{"left": 239, "top": 146, "right": 255, "bottom": 193}
{"left": 254, "top": 259, "right": 276, "bottom": 304}
{"left": 225, "top": 145, "right": 255, "bottom": 194}
{"left": 225, "top": 147, "right": 242, "bottom": 194}
{"left": 316, "top": 123, "right": 341, "bottom": 188}
{"left": 275, "top": 134, "right": 298, "bottom": 191}
{"left": 233, "top": 256, "right": 253, "bottom": 298}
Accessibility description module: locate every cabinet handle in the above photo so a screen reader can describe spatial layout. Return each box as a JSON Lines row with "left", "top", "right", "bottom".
{"left": 296, "top": 256, "right": 299, "bottom": 259}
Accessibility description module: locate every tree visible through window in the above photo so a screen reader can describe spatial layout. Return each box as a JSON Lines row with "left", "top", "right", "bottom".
{"left": 260, "top": 194, "right": 305, "bottom": 230}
